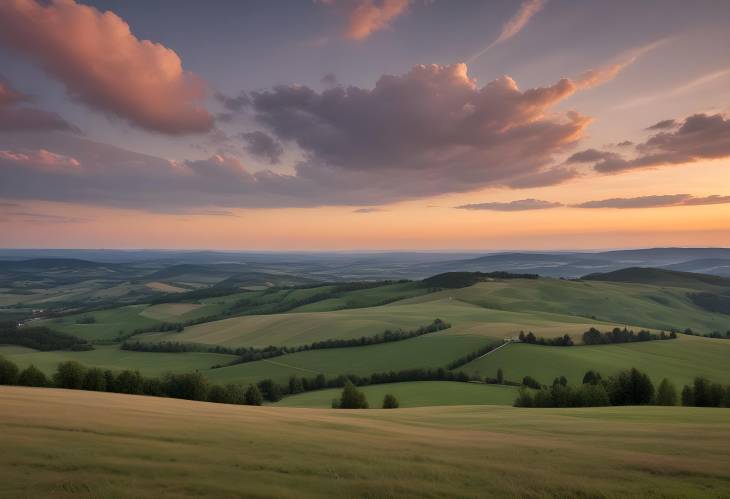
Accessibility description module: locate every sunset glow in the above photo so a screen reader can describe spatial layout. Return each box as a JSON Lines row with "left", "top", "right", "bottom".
{"left": 1, "top": 0, "right": 729, "bottom": 250}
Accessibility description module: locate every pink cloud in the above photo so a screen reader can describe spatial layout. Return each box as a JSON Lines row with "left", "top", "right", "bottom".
{"left": 321, "top": 0, "right": 411, "bottom": 40}
{"left": 0, "top": 149, "right": 80, "bottom": 169}
{"left": 468, "top": 0, "right": 546, "bottom": 61}
{"left": 0, "top": 0, "right": 213, "bottom": 134}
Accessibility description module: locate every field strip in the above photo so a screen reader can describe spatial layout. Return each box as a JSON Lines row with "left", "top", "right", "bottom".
{"left": 475, "top": 341, "right": 511, "bottom": 360}
{"left": 262, "top": 358, "right": 321, "bottom": 374}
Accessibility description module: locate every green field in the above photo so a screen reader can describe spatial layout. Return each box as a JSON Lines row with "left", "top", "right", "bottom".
{"left": 1, "top": 387, "right": 729, "bottom": 498}
{"left": 428, "top": 279, "right": 730, "bottom": 334}
{"left": 0, "top": 345, "right": 235, "bottom": 378}
{"left": 462, "top": 334, "right": 730, "bottom": 388}
{"left": 205, "top": 332, "right": 494, "bottom": 386}
{"left": 274, "top": 381, "right": 520, "bottom": 408}
{"left": 143, "top": 297, "right": 623, "bottom": 349}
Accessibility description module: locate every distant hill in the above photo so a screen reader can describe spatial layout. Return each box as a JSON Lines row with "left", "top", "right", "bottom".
{"left": 582, "top": 267, "right": 730, "bottom": 290}
{"left": 422, "top": 271, "right": 539, "bottom": 289}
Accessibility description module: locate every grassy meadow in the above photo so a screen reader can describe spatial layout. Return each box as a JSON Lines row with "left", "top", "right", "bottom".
{"left": 462, "top": 333, "right": 730, "bottom": 388}
{"left": 1, "top": 386, "right": 729, "bottom": 498}
{"left": 274, "top": 380, "right": 520, "bottom": 408}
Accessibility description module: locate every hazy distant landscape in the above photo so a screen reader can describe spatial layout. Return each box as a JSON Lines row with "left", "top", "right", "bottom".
{"left": 1, "top": 248, "right": 730, "bottom": 496}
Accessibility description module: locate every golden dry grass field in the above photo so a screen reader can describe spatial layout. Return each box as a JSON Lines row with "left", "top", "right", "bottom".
{"left": 1, "top": 386, "right": 729, "bottom": 498}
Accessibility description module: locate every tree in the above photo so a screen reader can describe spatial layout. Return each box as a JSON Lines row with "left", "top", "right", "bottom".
{"left": 208, "top": 384, "right": 228, "bottom": 403}
{"left": 522, "top": 376, "right": 541, "bottom": 389}
{"left": 578, "top": 383, "right": 610, "bottom": 407}
{"left": 53, "top": 361, "right": 86, "bottom": 389}
{"left": 162, "top": 372, "right": 208, "bottom": 400}
{"left": 0, "top": 356, "right": 19, "bottom": 385}
{"left": 382, "top": 393, "right": 399, "bottom": 409}
{"left": 103, "top": 370, "right": 117, "bottom": 392}
{"left": 692, "top": 377, "right": 711, "bottom": 407}
{"left": 496, "top": 368, "right": 504, "bottom": 384}
{"left": 244, "top": 384, "right": 263, "bottom": 406}
{"left": 656, "top": 378, "right": 677, "bottom": 406}
{"left": 337, "top": 380, "right": 368, "bottom": 409}
{"left": 257, "top": 379, "right": 283, "bottom": 402}
{"left": 17, "top": 364, "right": 47, "bottom": 387}
{"left": 513, "top": 388, "right": 534, "bottom": 407}
{"left": 82, "top": 367, "right": 107, "bottom": 392}
{"left": 681, "top": 385, "right": 694, "bottom": 406}
{"left": 607, "top": 368, "right": 654, "bottom": 405}
{"left": 115, "top": 370, "right": 144, "bottom": 394}
{"left": 225, "top": 384, "right": 246, "bottom": 404}
{"left": 582, "top": 370, "right": 602, "bottom": 385}
{"left": 289, "top": 375, "right": 304, "bottom": 394}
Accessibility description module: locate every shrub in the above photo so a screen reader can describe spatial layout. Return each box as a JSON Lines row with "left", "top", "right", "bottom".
{"left": 244, "top": 384, "right": 263, "bottom": 406}
{"left": 17, "top": 364, "right": 47, "bottom": 387}
{"left": 0, "top": 356, "right": 19, "bottom": 385}
{"left": 382, "top": 393, "right": 399, "bottom": 409}
{"left": 53, "top": 361, "right": 87, "bottom": 389}
{"left": 656, "top": 378, "right": 678, "bottom": 406}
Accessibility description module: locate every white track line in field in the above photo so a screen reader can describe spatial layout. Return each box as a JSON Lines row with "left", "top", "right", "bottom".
{"left": 475, "top": 340, "right": 512, "bottom": 361}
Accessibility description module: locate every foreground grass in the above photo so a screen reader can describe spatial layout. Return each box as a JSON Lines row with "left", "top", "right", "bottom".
{"left": 1, "top": 387, "right": 729, "bottom": 498}
{"left": 274, "top": 381, "right": 520, "bottom": 408}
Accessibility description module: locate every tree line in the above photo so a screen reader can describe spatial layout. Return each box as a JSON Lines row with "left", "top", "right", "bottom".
{"left": 514, "top": 367, "right": 730, "bottom": 408}
{"left": 0, "top": 356, "right": 265, "bottom": 406}
{"left": 0, "top": 321, "right": 92, "bottom": 351}
{"left": 122, "top": 319, "right": 451, "bottom": 366}
{"left": 581, "top": 327, "right": 676, "bottom": 345}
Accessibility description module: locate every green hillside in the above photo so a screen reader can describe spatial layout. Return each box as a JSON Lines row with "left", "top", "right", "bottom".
{"left": 274, "top": 381, "right": 520, "bottom": 408}
{"left": 0, "top": 345, "right": 235, "bottom": 378}
{"left": 461, "top": 334, "right": 730, "bottom": 388}
{"left": 583, "top": 267, "right": 730, "bottom": 289}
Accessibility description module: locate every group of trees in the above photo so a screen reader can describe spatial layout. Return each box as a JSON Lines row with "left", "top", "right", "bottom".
{"left": 515, "top": 368, "right": 730, "bottom": 408}
{"left": 681, "top": 328, "right": 730, "bottom": 340}
{"left": 582, "top": 327, "right": 676, "bottom": 345}
{"left": 0, "top": 356, "right": 265, "bottom": 406}
{"left": 330, "top": 381, "right": 399, "bottom": 409}
{"left": 518, "top": 331, "right": 574, "bottom": 346}
{"left": 0, "top": 321, "right": 92, "bottom": 351}
{"left": 681, "top": 377, "right": 730, "bottom": 407}
{"left": 123, "top": 319, "right": 452, "bottom": 367}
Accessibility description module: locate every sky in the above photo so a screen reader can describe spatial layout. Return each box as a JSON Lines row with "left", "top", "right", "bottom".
{"left": 1, "top": 0, "right": 729, "bottom": 251}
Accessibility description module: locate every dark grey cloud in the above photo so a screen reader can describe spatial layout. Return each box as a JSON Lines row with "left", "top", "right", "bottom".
{"left": 646, "top": 119, "right": 677, "bottom": 131}
{"left": 567, "top": 148, "right": 620, "bottom": 163}
{"left": 577, "top": 113, "right": 730, "bottom": 174}
{"left": 249, "top": 63, "right": 587, "bottom": 199}
{"left": 616, "top": 140, "right": 634, "bottom": 147}
{"left": 241, "top": 131, "right": 284, "bottom": 164}
{"left": 214, "top": 91, "right": 250, "bottom": 122}
{"left": 0, "top": 64, "right": 595, "bottom": 210}
{"left": 353, "top": 207, "right": 385, "bottom": 213}
{"left": 456, "top": 199, "right": 563, "bottom": 211}
{"left": 572, "top": 194, "right": 730, "bottom": 209}
{"left": 0, "top": 80, "right": 79, "bottom": 133}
